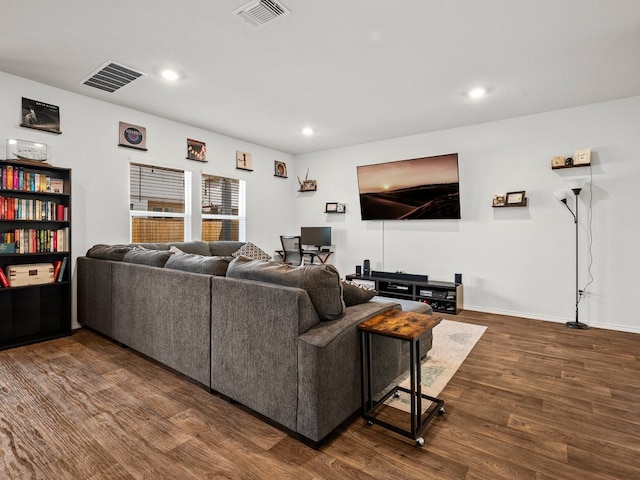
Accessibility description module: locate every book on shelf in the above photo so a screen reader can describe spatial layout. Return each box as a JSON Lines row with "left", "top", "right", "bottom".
{"left": 57, "top": 256, "right": 68, "bottom": 282}
{"left": 50, "top": 178, "right": 64, "bottom": 193}
{"left": 0, "top": 267, "right": 9, "bottom": 288}
{"left": 53, "top": 260, "right": 62, "bottom": 281}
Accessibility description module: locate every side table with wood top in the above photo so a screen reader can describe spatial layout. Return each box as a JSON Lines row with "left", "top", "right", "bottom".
{"left": 358, "top": 310, "right": 445, "bottom": 446}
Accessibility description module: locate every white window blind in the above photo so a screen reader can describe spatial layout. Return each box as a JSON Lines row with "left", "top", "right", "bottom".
{"left": 129, "top": 162, "right": 190, "bottom": 243}
{"left": 201, "top": 173, "right": 246, "bottom": 241}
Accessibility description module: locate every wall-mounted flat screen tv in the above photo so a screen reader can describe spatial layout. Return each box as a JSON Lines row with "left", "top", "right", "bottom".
{"left": 356, "top": 153, "right": 460, "bottom": 220}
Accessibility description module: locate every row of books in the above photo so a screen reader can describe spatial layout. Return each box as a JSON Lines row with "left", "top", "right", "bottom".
{"left": 1, "top": 164, "right": 65, "bottom": 193}
{"left": 0, "top": 257, "right": 68, "bottom": 287}
{"left": 2, "top": 227, "right": 69, "bottom": 254}
{"left": 0, "top": 196, "right": 68, "bottom": 221}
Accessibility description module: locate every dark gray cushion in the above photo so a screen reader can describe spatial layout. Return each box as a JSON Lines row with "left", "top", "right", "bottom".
{"left": 208, "top": 241, "right": 246, "bottom": 256}
{"left": 168, "top": 241, "right": 211, "bottom": 256}
{"left": 165, "top": 251, "right": 231, "bottom": 276}
{"left": 85, "top": 244, "right": 132, "bottom": 261}
{"left": 342, "top": 280, "right": 378, "bottom": 306}
{"left": 227, "top": 257, "right": 345, "bottom": 321}
{"left": 122, "top": 249, "right": 173, "bottom": 267}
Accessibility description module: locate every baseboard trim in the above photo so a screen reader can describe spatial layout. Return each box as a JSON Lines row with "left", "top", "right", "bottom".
{"left": 463, "top": 306, "right": 640, "bottom": 334}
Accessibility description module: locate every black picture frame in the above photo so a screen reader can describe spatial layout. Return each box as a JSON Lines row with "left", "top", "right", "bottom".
{"left": 506, "top": 190, "right": 526, "bottom": 206}
{"left": 274, "top": 161, "right": 287, "bottom": 178}
{"left": 325, "top": 202, "right": 338, "bottom": 212}
{"left": 20, "top": 97, "right": 62, "bottom": 134}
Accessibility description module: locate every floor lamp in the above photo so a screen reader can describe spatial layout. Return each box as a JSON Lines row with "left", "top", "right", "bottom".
{"left": 553, "top": 180, "right": 589, "bottom": 329}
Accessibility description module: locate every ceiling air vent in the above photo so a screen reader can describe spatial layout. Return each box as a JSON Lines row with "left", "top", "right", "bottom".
{"left": 81, "top": 61, "right": 146, "bottom": 93}
{"left": 234, "top": 0, "right": 290, "bottom": 28}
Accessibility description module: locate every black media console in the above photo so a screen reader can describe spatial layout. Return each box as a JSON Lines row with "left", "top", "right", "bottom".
{"left": 345, "top": 271, "right": 463, "bottom": 315}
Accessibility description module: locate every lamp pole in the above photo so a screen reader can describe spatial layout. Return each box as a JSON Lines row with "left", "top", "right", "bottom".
{"left": 566, "top": 187, "right": 588, "bottom": 329}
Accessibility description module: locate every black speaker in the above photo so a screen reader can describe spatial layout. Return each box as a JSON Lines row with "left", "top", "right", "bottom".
{"left": 455, "top": 273, "right": 462, "bottom": 284}
{"left": 363, "top": 259, "right": 370, "bottom": 277}
{"left": 355, "top": 265, "right": 362, "bottom": 276}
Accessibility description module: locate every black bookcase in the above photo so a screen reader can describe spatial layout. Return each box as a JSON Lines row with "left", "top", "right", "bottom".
{"left": 0, "top": 160, "right": 72, "bottom": 350}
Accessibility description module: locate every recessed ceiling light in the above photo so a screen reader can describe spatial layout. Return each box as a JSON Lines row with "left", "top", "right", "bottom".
{"left": 301, "top": 127, "right": 314, "bottom": 136}
{"left": 161, "top": 69, "right": 179, "bottom": 82}
{"left": 468, "top": 87, "right": 486, "bottom": 99}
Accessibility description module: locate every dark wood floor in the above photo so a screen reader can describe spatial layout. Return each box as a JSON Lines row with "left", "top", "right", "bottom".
{"left": 1, "top": 310, "right": 638, "bottom": 479}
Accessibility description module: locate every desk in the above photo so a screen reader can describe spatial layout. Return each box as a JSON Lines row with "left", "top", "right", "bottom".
{"left": 303, "top": 250, "right": 333, "bottom": 264}
{"left": 358, "top": 310, "right": 444, "bottom": 446}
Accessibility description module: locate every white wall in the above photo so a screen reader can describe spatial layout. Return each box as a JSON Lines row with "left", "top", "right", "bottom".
{"left": 0, "top": 71, "right": 297, "bottom": 327}
{"left": 294, "top": 96, "right": 640, "bottom": 333}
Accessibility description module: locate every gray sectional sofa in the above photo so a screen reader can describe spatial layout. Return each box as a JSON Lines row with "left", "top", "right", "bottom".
{"left": 77, "top": 240, "right": 433, "bottom": 446}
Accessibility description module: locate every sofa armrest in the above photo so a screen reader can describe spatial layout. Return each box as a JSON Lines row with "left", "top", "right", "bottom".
{"left": 296, "top": 301, "right": 404, "bottom": 442}
{"left": 77, "top": 256, "right": 114, "bottom": 337}
{"left": 210, "top": 276, "right": 320, "bottom": 432}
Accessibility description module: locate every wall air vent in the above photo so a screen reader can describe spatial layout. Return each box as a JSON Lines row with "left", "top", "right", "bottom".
{"left": 234, "top": 0, "right": 289, "bottom": 28}
{"left": 81, "top": 61, "right": 146, "bottom": 93}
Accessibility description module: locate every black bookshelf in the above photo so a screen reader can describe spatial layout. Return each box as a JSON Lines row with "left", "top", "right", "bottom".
{"left": 0, "top": 160, "right": 72, "bottom": 350}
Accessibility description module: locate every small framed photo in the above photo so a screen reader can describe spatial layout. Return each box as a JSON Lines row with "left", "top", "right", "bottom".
{"left": 506, "top": 190, "right": 526, "bottom": 206}
{"left": 300, "top": 180, "right": 317, "bottom": 192}
{"left": 492, "top": 194, "right": 505, "bottom": 207}
{"left": 336, "top": 203, "right": 346, "bottom": 213}
{"left": 574, "top": 148, "right": 591, "bottom": 166}
{"left": 236, "top": 151, "right": 253, "bottom": 171}
{"left": 186, "top": 138, "right": 207, "bottom": 162}
{"left": 274, "top": 161, "right": 287, "bottom": 178}
{"left": 325, "top": 202, "right": 338, "bottom": 212}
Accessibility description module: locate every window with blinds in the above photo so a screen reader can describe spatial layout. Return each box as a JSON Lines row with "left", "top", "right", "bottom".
{"left": 130, "top": 162, "right": 190, "bottom": 243}
{"left": 201, "top": 173, "right": 245, "bottom": 242}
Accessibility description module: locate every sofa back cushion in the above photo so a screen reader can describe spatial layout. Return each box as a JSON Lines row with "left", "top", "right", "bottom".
{"left": 86, "top": 244, "right": 133, "bottom": 261}
{"left": 226, "top": 257, "right": 345, "bottom": 321}
{"left": 165, "top": 251, "right": 231, "bottom": 276}
{"left": 208, "top": 241, "right": 246, "bottom": 256}
{"left": 122, "top": 249, "right": 173, "bottom": 267}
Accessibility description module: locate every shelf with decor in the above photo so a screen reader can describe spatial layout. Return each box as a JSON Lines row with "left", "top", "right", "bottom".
{"left": 0, "top": 159, "right": 72, "bottom": 351}
{"left": 492, "top": 191, "right": 527, "bottom": 208}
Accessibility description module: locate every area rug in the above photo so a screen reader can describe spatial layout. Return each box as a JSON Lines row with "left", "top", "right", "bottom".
{"left": 384, "top": 319, "right": 487, "bottom": 413}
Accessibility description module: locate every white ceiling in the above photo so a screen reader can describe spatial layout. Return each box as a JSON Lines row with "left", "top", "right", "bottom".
{"left": 2, "top": 0, "right": 640, "bottom": 155}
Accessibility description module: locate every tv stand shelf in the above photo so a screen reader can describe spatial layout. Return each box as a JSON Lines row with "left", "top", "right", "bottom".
{"left": 346, "top": 272, "right": 463, "bottom": 315}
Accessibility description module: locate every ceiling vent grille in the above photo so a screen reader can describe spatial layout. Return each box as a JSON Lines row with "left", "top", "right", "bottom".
{"left": 234, "top": 0, "right": 289, "bottom": 28}
{"left": 82, "top": 61, "right": 146, "bottom": 93}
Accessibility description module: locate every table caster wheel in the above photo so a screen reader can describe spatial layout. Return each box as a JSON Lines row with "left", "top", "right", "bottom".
{"left": 366, "top": 420, "right": 373, "bottom": 426}
{"left": 394, "top": 391, "right": 401, "bottom": 398}
{"left": 438, "top": 407, "right": 446, "bottom": 415}
{"left": 416, "top": 437, "right": 424, "bottom": 447}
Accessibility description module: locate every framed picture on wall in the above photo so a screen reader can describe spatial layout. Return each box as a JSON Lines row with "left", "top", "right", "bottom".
{"left": 186, "top": 138, "right": 207, "bottom": 162}
{"left": 118, "top": 121, "right": 147, "bottom": 150}
{"left": 274, "top": 161, "right": 287, "bottom": 178}
{"left": 506, "top": 190, "right": 526, "bottom": 206}
{"left": 236, "top": 151, "right": 253, "bottom": 171}
{"left": 20, "top": 97, "right": 62, "bottom": 134}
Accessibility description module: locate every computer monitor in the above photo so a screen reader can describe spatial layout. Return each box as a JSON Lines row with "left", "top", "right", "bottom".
{"left": 300, "top": 226, "right": 331, "bottom": 250}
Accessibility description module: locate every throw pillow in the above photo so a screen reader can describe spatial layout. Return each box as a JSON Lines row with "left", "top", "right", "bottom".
{"left": 342, "top": 280, "right": 378, "bottom": 306}
{"left": 165, "top": 251, "right": 231, "bottom": 276}
{"left": 231, "top": 242, "right": 272, "bottom": 260}
{"left": 122, "top": 249, "right": 173, "bottom": 267}
{"left": 226, "top": 257, "right": 345, "bottom": 321}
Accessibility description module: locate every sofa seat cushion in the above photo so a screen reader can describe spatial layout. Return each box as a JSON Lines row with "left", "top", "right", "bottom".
{"left": 122, "top": 248, "right": 173, "bottom": 267}
{"left": 165, "top": 250, "right": 231, "bottom": 276}
{"left": 227, "top": 257, "right": 345, "bottom": 321}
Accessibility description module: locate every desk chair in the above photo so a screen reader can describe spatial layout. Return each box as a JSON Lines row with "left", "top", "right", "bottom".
{"left": 280, "top": 235, "right": 316, "bottom": 265}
